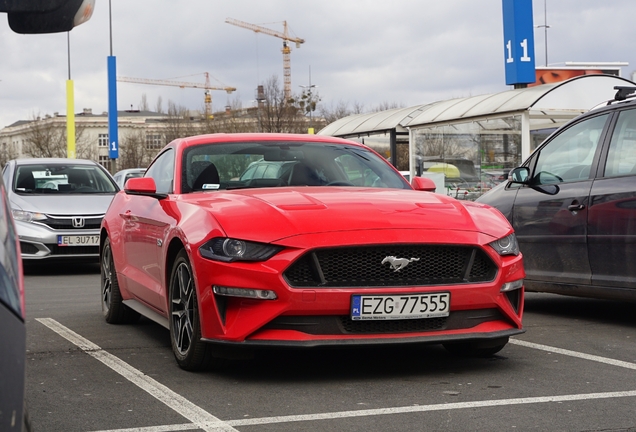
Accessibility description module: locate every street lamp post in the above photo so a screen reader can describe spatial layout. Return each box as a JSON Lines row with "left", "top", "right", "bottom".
{"left": 66, "top": 32, "right": 76, "bottom": 158}
{"left": 299, "top": 66, "right": 317, "bottom": 134}
{"left": 107, "top": 0, "right": 119, "bottom": 173}
{"left": 535, "top": 0, "right": 550, "bottom": 66}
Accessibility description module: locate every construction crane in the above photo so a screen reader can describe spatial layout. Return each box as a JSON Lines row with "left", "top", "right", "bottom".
{"left": 117, "top": 73, "right": 236, "bottom": 119}
{"left": 225, "top": 17, "right": 304, "bottom": 102}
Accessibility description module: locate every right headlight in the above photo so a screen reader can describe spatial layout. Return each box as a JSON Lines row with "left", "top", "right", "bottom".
{"left": 489, "top": 233, "right": 520, "bottom": 256}
{"left": 199, "top": 237, "right": 282, "bottom": 262}
{"left": 12, "top": 209, "right": 46, "bottom": 223}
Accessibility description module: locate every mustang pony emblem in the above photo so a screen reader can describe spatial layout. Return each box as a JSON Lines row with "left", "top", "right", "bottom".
{"left": 382, "top": 256, "right": 420, "bottom": 272}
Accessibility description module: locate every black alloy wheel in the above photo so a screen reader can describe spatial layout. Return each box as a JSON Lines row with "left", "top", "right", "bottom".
{"left": 101, "top": 237, "right": 140, "bottom": 324}
{"left": 169, "top": 249, "right": 219, "bottom": 371}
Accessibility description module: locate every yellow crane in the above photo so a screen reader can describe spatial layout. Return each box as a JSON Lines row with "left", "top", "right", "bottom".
{"left": 225, "top": 17, "right": 305, "bottom": 102}
{"left": 117, "top": 73, "right": 236, "bottom": 119}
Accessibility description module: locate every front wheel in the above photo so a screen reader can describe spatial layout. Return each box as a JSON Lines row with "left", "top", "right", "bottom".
{"left": 169, "top": 249, "right": 224, "bottom": 371}
{"left": 443, "top": 337, "right": 509, "bottom": 358}
{"left": 101, "top": 237, "right": 140, "bottom": 324}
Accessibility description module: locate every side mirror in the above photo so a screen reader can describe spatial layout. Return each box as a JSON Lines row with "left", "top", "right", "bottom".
{"left": 125, "top": 177, "right": 156, "bottom": 193}
{"left": 411, "top": 176, "right": 437, "bottom": 192}
{"left": 124, "top": 177, "right": 168, "bottom": 200}
{"left": 7, "top": 0, "right": 94, "bottom": 34}
{"left": 509, "top": 167, "right": 529, "bottom": 184}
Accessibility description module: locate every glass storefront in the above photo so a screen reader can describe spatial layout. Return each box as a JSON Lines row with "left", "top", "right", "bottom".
{"left": 411, "top": 115, "right": 523, "bottom": 200}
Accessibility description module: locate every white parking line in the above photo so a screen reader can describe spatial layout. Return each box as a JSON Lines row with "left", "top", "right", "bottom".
{"left": 509, "top": 338, "right": 636, "bottom": 370}
{"left": 93, "top": 390, "right": 636, "bottom": 432}
{"left": 36, "top": 318, "right": 238, "bottom": 432}
{"left": 37, "top": 319, "right": 636, "bottom": 432}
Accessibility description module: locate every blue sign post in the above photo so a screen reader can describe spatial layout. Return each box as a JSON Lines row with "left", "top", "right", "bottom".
{"left": 107, "top": 55, "right": 119, "bottom": 161}
{"left": 502, "top": 0, "right": 536, "bottom": 86}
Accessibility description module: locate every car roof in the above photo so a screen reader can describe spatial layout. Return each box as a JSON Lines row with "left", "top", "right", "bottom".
{"left": 114, "top": 168, "right": 146, "bottom": 175}
{"left": 172, "top": 133, "right": 368, "bottom": 149}
{"left": 12, "top": 158, "right": 98, "bottom": 166}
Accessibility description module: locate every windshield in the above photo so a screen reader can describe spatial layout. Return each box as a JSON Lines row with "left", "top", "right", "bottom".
{"left": 13, "top": 163, "right": 118, "bottom": 195}
{"left": 181, "top": 141, "right": 410, "bottom": 193}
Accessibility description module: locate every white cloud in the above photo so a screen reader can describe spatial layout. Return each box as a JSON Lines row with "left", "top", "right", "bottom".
{"left": 1, "top": 0, "right": 635, "bottom": 128}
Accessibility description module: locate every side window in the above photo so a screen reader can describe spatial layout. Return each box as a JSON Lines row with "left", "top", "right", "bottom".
{"left": 336, "top": 154, "right": 381, "bottom": 186}
{"left": 240, "top": 164, "right": 257, "bottom": 181}
{"left": 532, "top": 114, "right": 608, "bottom": 185}
{"left": 145, "top": 149, "right": 175, "bottom": 194}
{"left": 604, "top": 109, "right": 636, "bottom": 178}
{"left": 253, "top": 164, "right": 267, "bottom": 179}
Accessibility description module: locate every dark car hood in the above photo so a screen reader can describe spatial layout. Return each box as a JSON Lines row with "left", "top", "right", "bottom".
{"left": 187, "top": 187, "right": 511, "bottom": 243}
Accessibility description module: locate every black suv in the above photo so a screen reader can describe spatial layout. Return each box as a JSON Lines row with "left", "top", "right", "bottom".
{"left": 477, "top": 86, "right": 636, "bottom": 302}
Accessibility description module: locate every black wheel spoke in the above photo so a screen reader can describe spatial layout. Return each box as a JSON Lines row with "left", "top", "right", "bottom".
{"left": 171, "top": 261, "right": 195, "bottom": 355}
{"left": 101, "top": 247, "right": 112, "bottom": 309}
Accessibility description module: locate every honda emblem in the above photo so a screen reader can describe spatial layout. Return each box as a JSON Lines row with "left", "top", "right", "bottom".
{"left": 72, "top": 217, "right": 85, "bottom": 228}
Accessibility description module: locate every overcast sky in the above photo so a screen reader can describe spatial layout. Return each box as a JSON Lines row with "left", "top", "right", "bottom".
{"left": 1, "top": 0, "right": 635, "bottom": 129}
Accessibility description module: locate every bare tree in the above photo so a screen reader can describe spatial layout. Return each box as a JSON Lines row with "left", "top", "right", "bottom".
{"left": 139, "top": 94, "right": 149, "bottom": 111}
{"left": 318, "top": 100, "right": 356, "bottom": 125}
{"left": 200, "top": 97, "right": 258, "bottom": 134}
{"left": 22, "top": 114, "right": 90, "bottom": 159}
{"left": 118, "top": 130, "right": 154, "bottom": 169}
{"left": 371, "top": 101, "right": 405, "bottom": 112}
{"left": 73, "top": 126, "right": 96, "bottom": 160}
{"left": 415, "top": 128, "right": 469, "bottom": 160}
{"left": 258, "top": 76, "right": 307, "bottom": 133}
{"left": 155, "top": 96, "right": 164, "bottom": 114}
{"left": 0, "top": 142, "right": 19, "bottom": 167}
{"left": 317, "top": 99, "right": 368, "bottom": 125}
{"left": 163, "top": 101, "right": 204, "bottom": 143}
{"left": 22, "top": 115, "right": 66, "bottom": 158}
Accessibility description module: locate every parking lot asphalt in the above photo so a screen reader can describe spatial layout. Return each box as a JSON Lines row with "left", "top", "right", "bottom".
{"left": 23, "top": 263, "right": 636, "bottom": 432}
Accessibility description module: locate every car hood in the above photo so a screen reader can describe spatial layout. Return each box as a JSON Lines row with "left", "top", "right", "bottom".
{"left": 188, "top": 187, "right": 512, "bottom": 243}
{"left": 10, "top": 193, "right": 116, "bottom": 215}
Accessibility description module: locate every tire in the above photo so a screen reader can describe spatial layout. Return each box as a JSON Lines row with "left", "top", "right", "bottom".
{"left": 169, "top": 249, "right": 225, "bottom": 371}
{"left": 443, "top": 337, "right": 509, "bottom": 358}
{"left": 101, "top": 237, "right": 140, "bottom": 324}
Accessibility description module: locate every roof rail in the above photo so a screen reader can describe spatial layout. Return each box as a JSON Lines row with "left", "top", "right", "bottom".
{"left": 614, "top": 86, "right": 636, "bottom": 101}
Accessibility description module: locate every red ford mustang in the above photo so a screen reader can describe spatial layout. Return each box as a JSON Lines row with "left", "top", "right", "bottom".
{"left": 100, "top": 133, "right": 525, "bottom": 370}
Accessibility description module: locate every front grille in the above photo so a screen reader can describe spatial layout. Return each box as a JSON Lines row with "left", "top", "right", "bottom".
{"left": 46, "top": 244, "right": 99, "bottom": 256}
{"left": 37, "top": 214, "right": 103, "bottom": 230}
{"left": 284, "top": 245, "right": 497, "bottom": 288}
{"left": 263, "top": 309, "right": 503, "bottom": 335}
{"left": 340, "top": 316, "right": 446, "bottom": 333}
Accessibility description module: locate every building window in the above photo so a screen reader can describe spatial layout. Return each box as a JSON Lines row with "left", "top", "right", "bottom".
{"left": 99, "top": 155, "right": 111, "bottom": 172}
{"left": 145, "top": 133, "right": 163, "bottom": 150}
{"left": 98, "top": 134, "right": 109, "bottom": 148}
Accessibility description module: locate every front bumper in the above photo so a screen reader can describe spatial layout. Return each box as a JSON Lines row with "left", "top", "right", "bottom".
{"left": 191, "top": 229, "right": 526, "bottom": 346}
{"left": 16, "top": 220, "right": 99, "bottom": 260}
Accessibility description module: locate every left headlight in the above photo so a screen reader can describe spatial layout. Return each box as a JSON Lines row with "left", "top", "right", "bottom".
{"left": 12, "top": 209, "right": 46, "bottom": 223}
{"left": 199, "top": 237, "right": 283, "bottom": 262}
{"left": 489, "top": 233, "right": 520, "bottom": 256}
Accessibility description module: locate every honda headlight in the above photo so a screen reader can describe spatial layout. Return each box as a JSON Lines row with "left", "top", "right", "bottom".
{"left": 489, "top": 233, "right": 520, "bottom": 256}
{"left": 12, "top": 209, "right": 46, "bottom": 223}
{"left": 199, "top": 238, "right": 282, "bottom": 262}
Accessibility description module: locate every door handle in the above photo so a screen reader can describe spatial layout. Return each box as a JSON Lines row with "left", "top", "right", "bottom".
{"left": 567, "top": 204, "right": 585, "bottom": 212}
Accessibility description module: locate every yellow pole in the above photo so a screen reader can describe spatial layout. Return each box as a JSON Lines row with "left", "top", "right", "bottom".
{"left": 66, "top": 79, "right": 76, "bottom": 158}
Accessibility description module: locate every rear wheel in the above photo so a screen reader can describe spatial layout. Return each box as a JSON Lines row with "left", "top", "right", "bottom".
{"left": 169, "top": 249, "right": 225, "bottom": 371}
{"left": 443, "top": 337, "right": 509, "bottom": 358}
{"left": 101, "top": 237, "right": 140, "bottom": 324}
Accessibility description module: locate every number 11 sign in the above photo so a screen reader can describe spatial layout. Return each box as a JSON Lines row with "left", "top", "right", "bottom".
{"left": 502, "top": 0, "right": 536, "bottom": 86}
